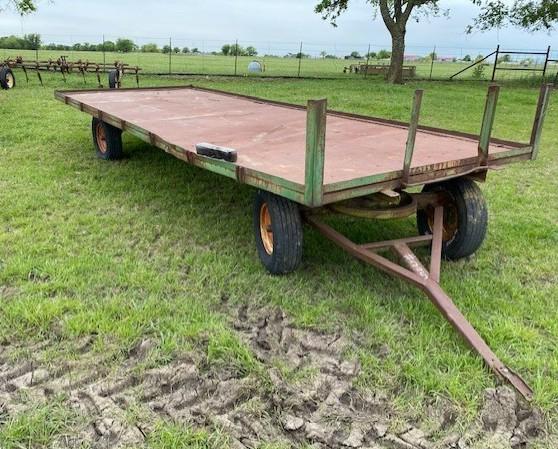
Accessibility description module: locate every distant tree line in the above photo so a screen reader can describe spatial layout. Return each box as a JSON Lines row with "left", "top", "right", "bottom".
{"left": 221, "top": 43, "right": 257, "bottom": 56}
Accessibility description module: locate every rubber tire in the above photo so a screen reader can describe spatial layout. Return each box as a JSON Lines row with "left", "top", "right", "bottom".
{"left": 91, "top": 117, "right": 123, "bottom": 160}
{"left": 417, "top": 177, "right": 488, "bottom": 260}
{"left": 108, "top": 70, "right": 119, "bottom": 89}
{"left": 253, "top": 190, "right": 303, "bottom": 275}
{"left": 0, "top": 67, "right": 15, "bottom": 90}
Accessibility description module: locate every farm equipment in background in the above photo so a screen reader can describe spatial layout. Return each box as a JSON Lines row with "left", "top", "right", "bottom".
{"left": 343, "top": 63, "right": 416, "bottom": 79}
{"left": 0, "top": 55, "right": 142, "bottom": 89}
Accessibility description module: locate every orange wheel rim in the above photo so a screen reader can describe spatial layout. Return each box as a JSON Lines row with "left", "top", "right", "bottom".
{"left": 259, "top": 203, "right": 274, "bottom": 255}
{"left": 6, "top": 73, "right": 14, "bottom": 88}
{"left": 96, "top": 122, "right": 107, "bottom": 153}
{"left": 427, "top": 203, "right": 458, "bottom": 242}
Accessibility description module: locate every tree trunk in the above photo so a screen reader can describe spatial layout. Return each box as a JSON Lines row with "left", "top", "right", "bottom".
{"left": 388, "top": 28, "right": 406, "bottom": 84}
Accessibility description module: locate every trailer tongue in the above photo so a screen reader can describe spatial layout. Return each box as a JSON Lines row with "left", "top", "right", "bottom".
{"left": 55, "top": 83, "right": 553, "bottom": 400}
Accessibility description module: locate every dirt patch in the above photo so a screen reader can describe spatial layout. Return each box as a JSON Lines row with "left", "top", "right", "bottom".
{"left": 0, "top": 306, "right": 550, "bottom": 448}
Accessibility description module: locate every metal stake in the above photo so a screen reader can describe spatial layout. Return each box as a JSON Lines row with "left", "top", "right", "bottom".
{"left": 403, "top": 90, "right": 424, "bottom": 185}
{"left": 304, "top": 99, "right": 327, "bottom": 206}
{"left": 530, "top": 83, "right": 553, "bottom": 160}
{"left": 478, "top": 84, "right": 500, "bottom": 166}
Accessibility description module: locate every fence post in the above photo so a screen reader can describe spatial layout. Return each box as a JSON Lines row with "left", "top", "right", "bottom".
{"left": 169, "top": 37, "right": 172, "bottom": 75}
{"left": 491, "top": 44, "right": 500, "bottom": 81}
{"left": 429, "top": 45, "right": 436, "bottom": 80}
{"left": 542, "top": 45, "right": 551, "bottom": 80}
{"left": 234, "top": 39, "right": 238, "bottom": 76}
{"left": 297, "top": 41, "right": 303, "bottom": 77}
{"left": 364, "top": 43, "right": 371, "bottom": 79}
{"left": 530, "top": 83, "right": 552, "bottom": 160}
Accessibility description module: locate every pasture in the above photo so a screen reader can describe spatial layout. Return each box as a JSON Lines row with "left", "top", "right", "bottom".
{"left": 3, "top": 47, "right": 557, "bottom": 80}
{"left": 0, "top": 72, "right": 557, "bottom": 448}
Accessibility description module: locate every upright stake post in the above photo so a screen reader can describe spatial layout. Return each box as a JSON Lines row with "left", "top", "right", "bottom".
{"left": 402, "top": 89, "right": 423, "bottom": 185}
{"left": 169, "top": 37, "right": 172, "bottom": 75}
{"left": 529, "top": 83, "right": 553, "bottom": 160}
{"left": 429, "top": 45, "right": 436, "bottom": 80}
{"left": 491, "top": 44, "right": 500, "bottom": 81}
{"left": 364, "top": 43, "right": 371, "bottom": 79}
{"left": 478, "top": 84, "right": 500, "bottom": 166}
{"left": 234, "top": 39, "right": 238, "bottom": 76}
{"left": 304, "top": 99, "right": 327, "bottom": 207}
{"left": 297, "top": 41, "right": 303, "bottom": 77}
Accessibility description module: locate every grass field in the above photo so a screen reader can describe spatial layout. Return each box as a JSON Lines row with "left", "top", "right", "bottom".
{"left": 0, "top": 72, "right": 557, "bottom": 448}
{"left": 4, "top": 47, "right": 558, "bottom": 81}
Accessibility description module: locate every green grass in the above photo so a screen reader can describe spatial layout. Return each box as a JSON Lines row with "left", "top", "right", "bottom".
{"left": 0, "top": 398, "right": 77, "bottom": 449}
{"left": 0, "top": 73, "right": 557, "bottom": 442}
{"left": 4, "top": 48, "right": 557, "bottom": 80}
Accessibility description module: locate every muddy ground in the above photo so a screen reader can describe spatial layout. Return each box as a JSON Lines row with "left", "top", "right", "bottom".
{"left": 0, "top": 306, "right": 550, "bottom": 448}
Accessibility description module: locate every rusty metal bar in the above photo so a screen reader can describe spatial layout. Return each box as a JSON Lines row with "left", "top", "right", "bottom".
{"left": 360, "top": 235, "right": 432, "bottom": 251}
{"left": 403, "top": 89, "right": 424, "bottom": 185}
{"left": 530, "top": 83, "right": 553, "bottom": 160}
{"left": 478, "top": 85, "right": 500, "bottom": 166}
{"left": 429, "top": 206, "right": 443, "bottom": 283}
{"left": 304, "top": 99, "right": 327, "bottom": 207}
{"left": 449, "top": 50, "right": 497, "bottom": 80}
{"left": 305, "top": 213, "right": 533, "bottom": 401}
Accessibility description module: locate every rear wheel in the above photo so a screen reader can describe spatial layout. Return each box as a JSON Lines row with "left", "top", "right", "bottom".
{"left": 91, "top": 117, "right": 123, "bottom": 160}
{"left": 108, "top": 69, "right": 120, "bottom": 89}
{"left": 417, "top": 177, "right": 488, "bottom": 260}
{"left": 253, "top": 190, "right": 303, "bottom": 275}
{"left": 0, "top": 67, "right": 15, "bottom": 90}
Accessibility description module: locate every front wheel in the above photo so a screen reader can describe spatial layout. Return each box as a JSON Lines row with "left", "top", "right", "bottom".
{"left": 91, "top": 117, "right": 123, "bottom": 160}
{"left": 253, "top": 190, "right": 303, "bottom": 275}
{"left": 417, "top": 177, "right": 488, "bottom": 260}
{"left": 0, "top": 67, "right": 15, "bottom": 90}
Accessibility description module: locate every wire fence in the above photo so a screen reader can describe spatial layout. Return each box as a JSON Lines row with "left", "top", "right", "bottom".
{"left": 1, "top": 33, "right": 557, "bottom": 81}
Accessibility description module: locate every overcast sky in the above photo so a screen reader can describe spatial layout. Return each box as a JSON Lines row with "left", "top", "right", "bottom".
{"left": 0, "top": 0, "right": 556, "bottom": 56}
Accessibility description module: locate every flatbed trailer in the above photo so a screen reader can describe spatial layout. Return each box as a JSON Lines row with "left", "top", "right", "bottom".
{"left": 55, "top": 84, "right": 553, "bottom": 401}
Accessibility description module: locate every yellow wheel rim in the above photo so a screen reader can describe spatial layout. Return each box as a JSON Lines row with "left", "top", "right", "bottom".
{"left": 5, "top": 72, "right": 14, "bottom": 88}
{"left": 259, "top": 203, "right": 274, "bottom": 255}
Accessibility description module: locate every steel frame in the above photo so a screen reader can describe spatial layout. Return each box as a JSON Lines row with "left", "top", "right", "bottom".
{"left": 306, "top": 206, "right": 533, "bottom": 401}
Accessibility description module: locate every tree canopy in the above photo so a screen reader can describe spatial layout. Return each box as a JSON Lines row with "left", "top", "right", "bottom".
{"left": 470, "top": 0, "right": 558, "bottom": 32}
{"left": 1, "top": 0, "right": 37, "bottom": 14}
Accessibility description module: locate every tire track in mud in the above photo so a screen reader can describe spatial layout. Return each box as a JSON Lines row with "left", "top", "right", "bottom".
{"left": 0, "top": 307, "right": 548, "bottom": 449}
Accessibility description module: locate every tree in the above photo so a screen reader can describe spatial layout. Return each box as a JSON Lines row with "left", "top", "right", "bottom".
{"left": 221, "top": 44, "right": 231, "bottom": 56}
{"left": 173, "top": 47, "right": 180, "bottom": 53}
{"left": 428, "top": 51, "right": 437, "bottom": 61}
{"left": 162, "top": 45, "right": 171, "bottom": 54}
{"left": 22, "top": 33, "right": 40, "bottom": 49}
{"left": 191, "top": 48, "right": 199, "bottom": 53}
{"left": 377, "top": 49, "right": 391, "bottom": 59}
{"left": 182, "top": 47, "right": 190, "bottom": 54}
{"left": 245, "top": 46, "right": 258, "bottom": 56}
{"left": 102, "top": 40, "right": 116, "bottom": 52}
{"left": 1, "top": 0, "right": 37, "bottom": 14}
{"left": 115, "top": 38, "right": 135, "bottom": 53}
{"left": 463, "top": 54, "right": 471, "bottom": 62}
{"left": 315, "top": 1, "right": 443, "bottom": 83}
{"left": 141, "top": 43, "right": 159, "bottom": 53}
{"left": 350, "top": 50, "right": 361, "bottom": 58}
{"left": 320, "top": 50, "right": 327, "bottom": 58}
{"left": 470, "top": 0, "right": 558, "bottom": 32}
